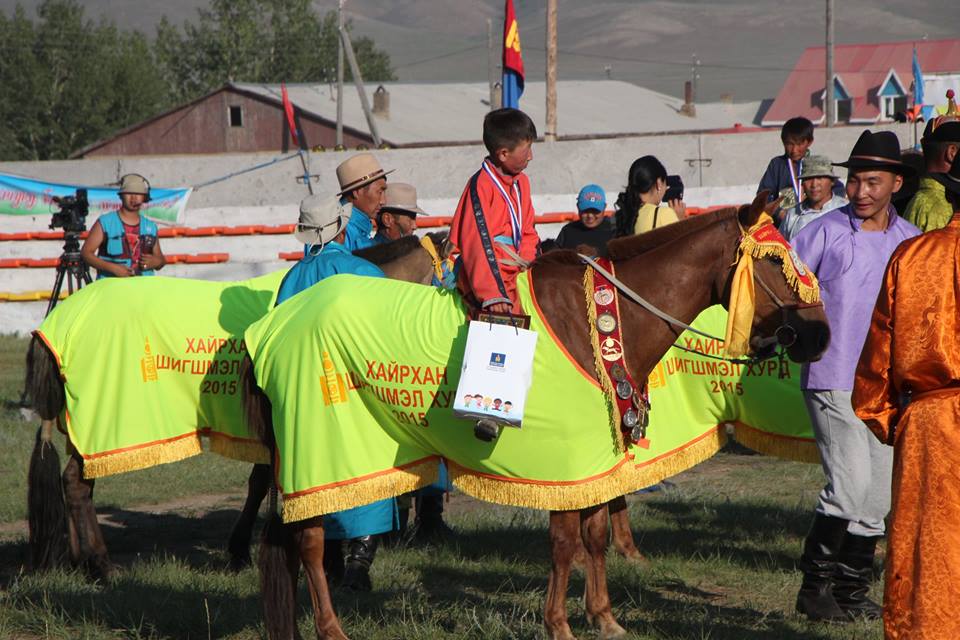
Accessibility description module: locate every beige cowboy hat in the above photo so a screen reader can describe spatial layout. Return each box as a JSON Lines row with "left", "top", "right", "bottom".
{"left": 336, "top": 153, "right": 395, "bottom": 195}
{"left": 381, "top": 183, "right": 426, "bottom": 216}
{"left": 294, "top": 195, "right": 351, "bottom": 246}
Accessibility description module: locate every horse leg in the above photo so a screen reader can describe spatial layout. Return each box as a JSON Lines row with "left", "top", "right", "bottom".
{"left": 544, "top": 510, "right": 580, "bottom": 640}
{"left": 608, "top": 496, "right": 648, "bottom": 565}
{"left": 228, "top": 463, "right": 271, "bottom": 571}
{"left": 581, "top": 505, "right": 627, "bottom": 639}
{"left": 62, "top": 450, "right": 113, "bottom": 581}
{"left": 291, "top": 517, "right": 349, "bottom": 640}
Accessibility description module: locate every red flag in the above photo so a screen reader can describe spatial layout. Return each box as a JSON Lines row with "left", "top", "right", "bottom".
{"left": 281, "top": 83, "right": 300, "bottom": 147}
{"left": 502, "top": 0, "right": 524, "bottom": 80}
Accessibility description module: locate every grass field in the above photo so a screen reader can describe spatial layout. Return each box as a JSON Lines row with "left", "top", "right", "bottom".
{"left": 0, "top": 334, "right": 883, "bottom": 639}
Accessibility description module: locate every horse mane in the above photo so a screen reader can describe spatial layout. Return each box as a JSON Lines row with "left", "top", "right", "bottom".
{"left": 352, "top": 236, "right": 422, "bottom": 265}
{"left": 606, "top": 207, "right": 738, "bottom": 261}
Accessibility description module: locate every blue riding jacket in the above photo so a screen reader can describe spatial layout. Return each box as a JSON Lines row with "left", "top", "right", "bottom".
{"left": 95, "top": 211, "right": 158, "bottom": 279}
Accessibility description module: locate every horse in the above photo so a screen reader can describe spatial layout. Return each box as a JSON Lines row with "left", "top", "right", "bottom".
{"left": 241, "top": 194, "right": 830, "bottom": 640}
{"left": 23, "top": 232, "right": 455, "bottom": 580}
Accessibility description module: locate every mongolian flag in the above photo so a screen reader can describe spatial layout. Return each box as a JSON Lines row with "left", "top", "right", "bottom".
{"left": 281, "top": 82, "right": 300, "bottom": 147}
{"left": 502, "top": 0, "right": 524, "bottom": 109}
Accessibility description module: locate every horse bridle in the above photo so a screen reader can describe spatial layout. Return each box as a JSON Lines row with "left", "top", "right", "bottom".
{"left": 579, "top": 237, "right": 821, "bottom": 365}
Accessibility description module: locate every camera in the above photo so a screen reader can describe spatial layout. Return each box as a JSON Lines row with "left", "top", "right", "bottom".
{"left": 50, "top": 188, "right": 89, "bottom": 234}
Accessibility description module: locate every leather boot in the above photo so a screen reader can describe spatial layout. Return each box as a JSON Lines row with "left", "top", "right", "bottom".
{"left": 342, "top": 535, "right": 378, "bottom": 592}
{"left": 412, "top": 494, "right": 455, "bottom": 544}
{"left": 322, "top": 539, "right": 344, "bottom": 586}
{"left": 833, "top": 533, "right": 883, "bottom": 619}
{"left": 795, "top": 513, "right": 850, "bottom": 622}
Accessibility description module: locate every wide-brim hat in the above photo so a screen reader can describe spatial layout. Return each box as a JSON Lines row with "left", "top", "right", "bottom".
{"left": 294, "top": 195, "right": 350, "bottom": 246}
{"left": 930, "top": 155, "right": 960, "bottom": 197}
{"left": 381, "top": 182, "right": 425, "bottom": 216}
{"left": 336, "top": 153, "right": 394, "bottom": 196}
{"left": 833, "top": 130, "right": 915, "bottom": 176}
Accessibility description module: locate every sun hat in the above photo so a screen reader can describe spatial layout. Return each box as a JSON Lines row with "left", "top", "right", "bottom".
{"left": 381, "top": 183, "right": 425, "bottom": 216}
{"left": 798, "top": 155, "right": 837, "bottom": 180}
{"left": 294, "top": 195, "right": 351, "bottom": 246}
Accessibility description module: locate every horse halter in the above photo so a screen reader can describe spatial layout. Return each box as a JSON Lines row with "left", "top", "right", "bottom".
{"left": 751, "top": 265, "right": 823, "bottom": 351}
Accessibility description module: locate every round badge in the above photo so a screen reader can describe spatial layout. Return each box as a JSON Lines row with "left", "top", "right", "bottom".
{"left": 596, "top": 313, "right": 617, "bottom": 334}
{"left": 600, "top": 337, "right": 623, "bottom": 362}
{"left": 616, "top": 380, "right": 633, "bottom": 400}
{"left": 609, "top": 363, "right": 626, "bottom": 381}
{"left": 622, "top": 409, "right": 639, "bottom": 428}
{"left": 593, "top": 287, "right": 615, "bottom": 306}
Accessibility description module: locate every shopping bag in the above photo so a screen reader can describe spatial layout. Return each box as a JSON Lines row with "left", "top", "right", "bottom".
{"left": 452, "top": 320, "right": 538, "bottom": 427}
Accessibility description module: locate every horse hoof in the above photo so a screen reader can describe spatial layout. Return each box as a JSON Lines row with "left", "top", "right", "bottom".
{"left": 598, "top": 621, "right": 628, "bottom": 639}
{"left": 474, "top": 419, "right": 500, "bottom": 442}
{"left": 545, "top": 627, "right": 577, "bottom": 640}
{"left": 86, "top": 557, "right": 116, "bottom": 583}
{"left": 616, "top": 548, "right": 651, "bottom": 567}
{"left": 226, "top": 552, "right": 252, "bottom": 573}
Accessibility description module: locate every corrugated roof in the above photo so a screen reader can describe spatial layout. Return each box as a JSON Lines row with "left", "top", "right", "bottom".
{"left": 232, "top": 80, "right": 761, "bottom": 145}
{"left": 763, "top": 38, "right": 960, "bottom": 126}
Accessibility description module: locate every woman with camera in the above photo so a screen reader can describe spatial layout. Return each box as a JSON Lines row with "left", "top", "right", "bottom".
{"left": 614, "top": 156, "right": 686, "bottom": 236}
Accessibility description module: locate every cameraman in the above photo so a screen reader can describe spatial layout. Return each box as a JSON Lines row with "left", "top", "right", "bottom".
{"left": 81, "top": 174, "right": 165, "bottom": 278}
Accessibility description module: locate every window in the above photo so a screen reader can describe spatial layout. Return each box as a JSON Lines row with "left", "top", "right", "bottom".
{"left": 836, "top": 99, "right": 852, "bottom": 122}
{"left": 882, "top": 95, "right": 908, "bottom": 119}
{"left": 229, "top": 105, "right": 243, "bottom": 127}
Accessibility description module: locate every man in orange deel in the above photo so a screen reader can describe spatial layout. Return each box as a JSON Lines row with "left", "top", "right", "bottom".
{"left": 449, "top": 108, "right": 540, "bottom": 315}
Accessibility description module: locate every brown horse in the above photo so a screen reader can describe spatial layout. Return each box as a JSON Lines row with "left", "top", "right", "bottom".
{"left": 23, "top": 233, "right": 455, "bottom": 580}
{"left": 242, "top": 194, "right": 830, "bottom": 640}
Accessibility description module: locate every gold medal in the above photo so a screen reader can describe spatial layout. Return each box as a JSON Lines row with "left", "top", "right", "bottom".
{"left": 593, "top": 287, "right": 615, "bottom": 306}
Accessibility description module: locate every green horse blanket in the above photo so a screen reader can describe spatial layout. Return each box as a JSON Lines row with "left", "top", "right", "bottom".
{"left": 245, "top": 272, "right": 818, "bottom": 522}
{"left": 36, "top": 271, "right": 286, "bottom": 476}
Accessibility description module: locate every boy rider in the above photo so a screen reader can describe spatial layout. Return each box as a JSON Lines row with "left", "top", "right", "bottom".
{"left": 450, "top": 108, "right": 540, "bottom": 315}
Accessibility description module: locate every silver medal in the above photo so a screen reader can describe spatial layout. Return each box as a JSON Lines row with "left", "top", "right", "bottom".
{"left": 616, "top": 380, "right": 633, "bottom": 400}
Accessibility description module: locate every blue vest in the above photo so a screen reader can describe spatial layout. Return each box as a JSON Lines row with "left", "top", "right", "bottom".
{"left": 96, "top": 212, "right": 159, "bottom": 279}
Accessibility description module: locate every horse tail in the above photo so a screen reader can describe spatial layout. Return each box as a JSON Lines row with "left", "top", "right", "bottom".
{"left": 240, "top": 354, "right": 274, "bottom": 449}
{"left": 24, "top": 334, "right": 65, "bottom": 421}
{"left": 24, "top": 336, "right": 69, "bottom": 570}
{"left": 258, "top": 486, "right": 299, "bottom": 640}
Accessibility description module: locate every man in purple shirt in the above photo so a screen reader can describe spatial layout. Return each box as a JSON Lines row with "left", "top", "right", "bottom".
{"left": 791, "top": 130, "right": 920, "bottom": 623}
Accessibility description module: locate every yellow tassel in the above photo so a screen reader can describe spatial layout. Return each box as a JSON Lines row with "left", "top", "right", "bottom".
{"left": 731, "top": 422, "right": 820, "bottom": 464}
{"left": 207, "top": 433, "right": 271, "bottom": 464}
{"left": 82, "top": 434, "right": 203, "bottom": 479}
{"left": 448, "top": 427, "right": 725, "bottom": 511}
{"left": 282, "top": 459, "right": 440, "bottom": 523}
{"left": 740, "top": 236, "right": 821, "bottom": 304}
{"left": 583, "top": 267, "right": 625, "bottom": 450}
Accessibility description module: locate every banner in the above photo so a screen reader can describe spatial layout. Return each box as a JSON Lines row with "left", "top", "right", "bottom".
{"left": 0, "top": 172, "right": 192, "bottom": 224}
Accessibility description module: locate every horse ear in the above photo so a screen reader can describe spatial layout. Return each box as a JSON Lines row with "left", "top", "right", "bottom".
{"left": 738, "top": 191, "right": 771, "bottom": 228}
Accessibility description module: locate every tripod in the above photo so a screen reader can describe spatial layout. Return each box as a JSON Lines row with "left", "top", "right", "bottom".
{"left": 45, "top": 232, "right": 92, "bottom": 316}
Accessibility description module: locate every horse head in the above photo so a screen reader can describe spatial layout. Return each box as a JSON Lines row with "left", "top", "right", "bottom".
{"left": 729, "top": 191, "right": 830, "bottom": 363}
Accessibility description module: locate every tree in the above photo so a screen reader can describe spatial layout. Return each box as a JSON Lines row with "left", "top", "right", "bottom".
{"left": 0, "top": 0, "right": 171, "bottom": 160}
{"left": 155, "top": 0, "right": 395, "bottom": 104}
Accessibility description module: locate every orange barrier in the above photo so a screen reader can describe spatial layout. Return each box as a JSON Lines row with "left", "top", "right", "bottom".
{"left": 279, "top": 251, "right": 304, "bottom": 261}
{"left": 0, "top": 207, "right": 730, "bottom": 242}
{"left": 0, "top": 253, "right": 230, "bottom": 268}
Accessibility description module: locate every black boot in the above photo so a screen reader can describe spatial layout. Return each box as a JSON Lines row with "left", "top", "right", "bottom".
{"left": 795, "top": 513, "right": 851, "bottom": 622}
{"left": 342, "top": 535, "right": 378, "bottom": 592}
{"left": 412, "top": 494, "right": 455, "bottom": 544}
{"left": 322, "top": 539, "right": 345, "bottom": 586}
{"left": 833, "top": 533, "right": 883, "bottom": 619}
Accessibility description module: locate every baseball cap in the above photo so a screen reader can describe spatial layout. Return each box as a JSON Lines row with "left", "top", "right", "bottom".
{"left": 577, "top": 184, "right": 606, "bottom": 213}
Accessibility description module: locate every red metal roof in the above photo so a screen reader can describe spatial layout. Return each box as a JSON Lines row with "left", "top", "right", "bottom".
{"left": 762, "top": 39, "right": 960, "bottom": 126}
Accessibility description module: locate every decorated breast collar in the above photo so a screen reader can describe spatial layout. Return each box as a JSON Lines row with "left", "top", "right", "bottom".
{"left": 584, "top": 257, "right": 651, "bottom": 451}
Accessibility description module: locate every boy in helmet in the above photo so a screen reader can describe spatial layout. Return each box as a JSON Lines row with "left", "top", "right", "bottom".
{"left": 81, "top": 174, "right": 165, "bottom": 279}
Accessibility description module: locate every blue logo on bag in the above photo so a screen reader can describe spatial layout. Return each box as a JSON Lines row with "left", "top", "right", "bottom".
{"left": 489, "top": 353, "right": 506, "bottom": 368}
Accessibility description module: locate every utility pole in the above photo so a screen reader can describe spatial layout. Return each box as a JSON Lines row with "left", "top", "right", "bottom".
{"left": 825, "top": 0, "right": 835, "bottom": 126}
{"left": 487, "top": 18, "right": 499, "bottom": 110}
{"left": 340, "top": 20, "right": 382, "bottom": 147}
{"left": 336, "top": 0, "right": 344, "bottom": 147}
{"left": 544, "top": 0, "right": 558, "bottom": 141}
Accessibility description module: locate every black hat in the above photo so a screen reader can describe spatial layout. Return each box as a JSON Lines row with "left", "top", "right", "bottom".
{"left": 833, "top": 130, "right": 915, "bottom": 175}
{"left": 931, "top": 154, "right": 960, "bottom": 197}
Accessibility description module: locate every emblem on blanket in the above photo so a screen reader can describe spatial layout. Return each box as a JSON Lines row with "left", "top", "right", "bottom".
{"left": 584, "top": 258, "right": 651, "bottom": 449}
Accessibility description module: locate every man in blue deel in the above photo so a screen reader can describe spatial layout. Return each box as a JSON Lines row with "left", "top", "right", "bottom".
{"left": 276, "top": 194, "right": 396, "bottom": 591}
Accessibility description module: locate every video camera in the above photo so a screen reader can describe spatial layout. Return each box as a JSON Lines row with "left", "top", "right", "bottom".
{"left": 50, "top": 188, "right": 89, "bottom": 234}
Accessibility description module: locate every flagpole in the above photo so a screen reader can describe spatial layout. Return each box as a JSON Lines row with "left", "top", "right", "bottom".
{"left": 336, "top": 0, "right": 344, "bottom": 148}
{"left": 545, "top": 0, "right": 557, "bottom": 141}
{"left": 825, "top": 0, "right": 834, "bottom": 127}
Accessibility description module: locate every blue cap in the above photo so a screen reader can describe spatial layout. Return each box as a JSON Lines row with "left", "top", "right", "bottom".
{"left": 577, "top": 184, "right": 606, "bottom": 213}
